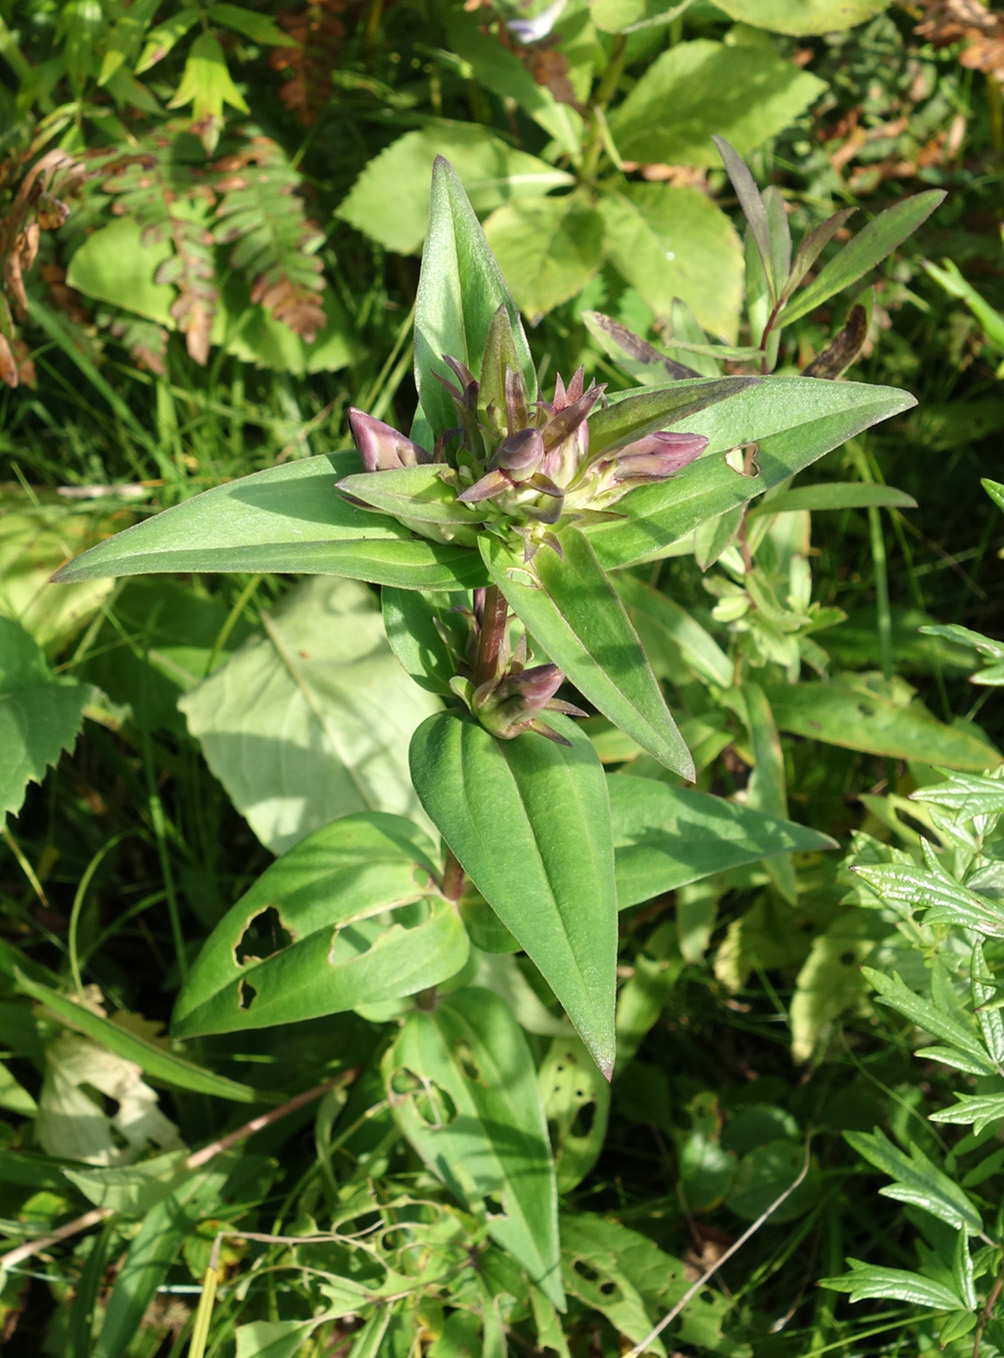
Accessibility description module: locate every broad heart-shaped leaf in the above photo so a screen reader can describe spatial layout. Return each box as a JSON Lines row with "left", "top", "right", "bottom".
{"left": 761, "top": 677, "right": 1001, "bottom": 772}
{"left": 51, "top": 453, "right": 486, "bottom": 591}
{"left": 609, "top": 774, "right": 836, "bottom": 909}
{"left": 584, "top": 376, "right": 916, "bottom": 569}
{"left": 781, "top": 190, "right": 945, "bottom": 325}
{"left": 597, "top": 184, "right": 743, "bottom": 341}
{"left": 171, "top": 814, "right": 468, "bottom": 1038}
{"left": 179, "top": 577, "right": 442, "bottom": 855}
{"left": 710, "top": 0, "right": 893, "bottom": 34}
{"left": 382, "top": 987, "right": 564, "bottom": 1310}
{"left": 1, "top": 617, "right": 94, "bottom": 819}
{"left": 483, "top": 196, "right": 606, "bottom": 320}
{"left": 482, "top": 529, "right": 694, "bottom": 780}
{"left": 337, "top": 125, "right": 573, "bottom": 255}
{"left": 409, "top": 711, "right": 618, "bottom": 1077}
{"left": 415, "top": 156, "right": 536, "bottom": 444}
{"left": 608, "top": 40, "right": 826, "bottom": 167}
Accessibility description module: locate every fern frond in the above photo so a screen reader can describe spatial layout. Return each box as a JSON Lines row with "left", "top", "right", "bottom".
{"left": 212, "top": 134, "right": 326, "bottom": 342}
{"left": 100, "top": 133, "right": 217, "bottom": 363}
{"left": 270, "top": 0, "right": 346, "bottom": 126}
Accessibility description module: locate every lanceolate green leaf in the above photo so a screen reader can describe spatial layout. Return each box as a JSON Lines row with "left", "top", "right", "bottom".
{"left": 609, "top": 775, "right": 836, "bottom": 909}
{"left": 782, "top": 190, "right": 946, "bottom": 325}
{"left": 414, "top": 156, "right": 535, "bottom": 442}
{"left": 382, "top": 987, "right": 564, "bottom": 1310}
{"left": 482, "top": 529, "right": 694, "bottom": 779}
{"left": 409, "top": 711, "right": 618, "bottom": 1076}
{"left": 585, "top": 377, "right": 916, "bottom": 568}
{"left": 15, "top": 973, "right": 267, "bottom": 1104}
{"left": 51, "top": 454, "right": 485, "bottom": 590}
{"left": 172, "top": 814, "right": 468, "bottom": 1038}
{"left": 747, "top": 483, "right": 916, "bottom": 515}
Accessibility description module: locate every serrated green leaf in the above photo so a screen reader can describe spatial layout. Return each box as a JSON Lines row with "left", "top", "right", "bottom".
{"left": 383, "top": 987, "right": 564, "bottom": 1309}
{"left": 585, "top": 377, "right": 916, "bottom": 569}
{"left": 409, "top": 711, "right": 618, "bottom": 1076}
{"left": 822, "top": 1259, "right": 966, "bottom": 1310}
{"left": 484, "top": 196, "right": 606, "bottom": 320}
{"left": 178, "top": 578, "right": 441, "bottom": 855}
{"left": 782, "top": 191, "right": 945, "bottom": 325}
{"left": 855, "top": 861, "right": 1004, "bottom": 936}
{"left": 51, "top": 453, "right": 486, "bottom": 591}
{"left": 911, "top": 769, "right": 1004, "bottom": 816}
{"left": 597, "top": 183, "right": 743, "bottom": 341}
{"left": 482, "top": 528, "right": 693, "bottom": 778}
{"left": 973, "top": 942, "right": 1004, "bottom": 1062}
{"left": 172, "top": 814, "right": 466, "bottom": 1037}
{"left": 845, "top": 1128, "right": 982, "bottom": 1233}
{"left": 14, "top": 973, "right": 266, "bottom": 1104}
{"left": 413, "top": 155, "right": 536, "bottom": 442}
{"left": 861, "top": 968, "right": 996, "bottom": 1076}
{"left": 931, "top": 1094, "right": 1004, "bottom": 1136}
{"left": 1, "top": 618, "right": 94, "bottom": 820}
{"left": 609, "top": 40, "right": 826, "bottom": 166}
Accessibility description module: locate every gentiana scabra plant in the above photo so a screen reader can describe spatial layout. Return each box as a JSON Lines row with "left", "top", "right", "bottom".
{"left": 50, "top": 152, "right": 931, "bottom": 1316}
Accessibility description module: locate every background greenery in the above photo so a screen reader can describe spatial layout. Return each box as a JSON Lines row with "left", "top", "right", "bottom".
{"left": 2, "top": 0, "right": 1004, "bottom": 1354}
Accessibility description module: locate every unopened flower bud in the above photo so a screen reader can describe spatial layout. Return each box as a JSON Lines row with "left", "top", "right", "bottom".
{"left": 609, "top": 431, "right": 707, "bottom": 484}
{"left": 492, "top": 427, "right": 545, "bottom": 475}
{"left": 348, "top": 408, "right": 429, "bottom": 472}
{"left": 474, "top": 663, "right": 587, "bottom": 742}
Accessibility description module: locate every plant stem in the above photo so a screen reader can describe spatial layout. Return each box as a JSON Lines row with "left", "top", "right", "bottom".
{"left": 474, "top": 583, "right": 508, "bottom": 686}
{"left": 441, "top": 848, "right": 466, "bottom": 901}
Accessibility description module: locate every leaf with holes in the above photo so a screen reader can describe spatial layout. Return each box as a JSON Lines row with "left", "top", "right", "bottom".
{"left": 539, "top": 1037, "right": 610, "bottom": 1193}
{"left": 409, "top": 710, "right": 617, "bottom": 1077}
{"left": 172, "top": 814, "right": 468, "bottom": 1037}
{"left": 178, "top": 577, "right": 443, "bottom": 854}
{"left": 382, "top": 986, "right": 564, "bottom": 1310}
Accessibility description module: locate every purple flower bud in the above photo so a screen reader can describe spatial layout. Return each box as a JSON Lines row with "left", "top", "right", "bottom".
{"left": 492, "top": 427, "right": 545, "bottom": 475}
{"left": 610, "top": 431, "right": 707, "bottom": 484}
{"left": 474, "top": 663, "right": 586, "bottom": 741}
{"left": 347, "top": 408, "right": 429, "bottom": 472}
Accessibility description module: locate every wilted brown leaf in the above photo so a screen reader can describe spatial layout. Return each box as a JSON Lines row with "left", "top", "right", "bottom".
{"left": 917, "top": 0, "right": 1004, "bottom": 83}
{"left": 271, "top": 0, "right": 346, "bottom": 126}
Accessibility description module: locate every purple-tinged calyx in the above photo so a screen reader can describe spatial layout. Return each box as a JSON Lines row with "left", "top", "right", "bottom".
{"left": 607, "top": 431, "right": 708, "bottom": 485}
{"left": 348, "top": 408, "right": 430, "bottom": 471}
{"left": 473, "top": 663, "right": 588, "bottom": 745}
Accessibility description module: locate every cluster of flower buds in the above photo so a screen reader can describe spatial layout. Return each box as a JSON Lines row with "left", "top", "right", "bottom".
{"left": 341, "top": 306, "right": 708, "bottom": 555}
{"left": 444, "top": 589, "right": 587, "bottom": 745}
